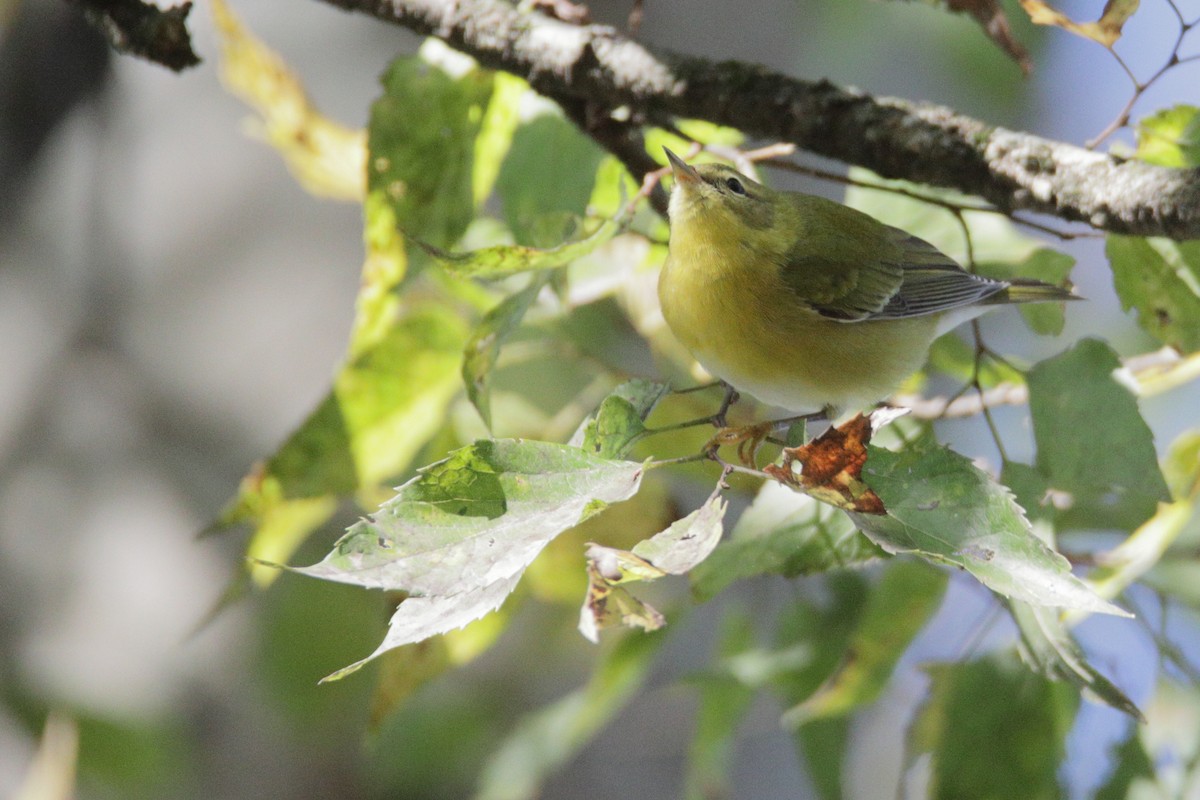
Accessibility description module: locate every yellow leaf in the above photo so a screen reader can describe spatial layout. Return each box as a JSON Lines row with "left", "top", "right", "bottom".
{"left": 211, "top": 0, "right": 366, "bottom": 200}
{"left": 1018, "top": 0, "right": 1139, "bottom": 48}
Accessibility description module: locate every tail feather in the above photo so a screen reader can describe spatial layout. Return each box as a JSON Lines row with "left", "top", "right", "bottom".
{"left": 985, "top": 277, "right": 1081, "bottom": 305}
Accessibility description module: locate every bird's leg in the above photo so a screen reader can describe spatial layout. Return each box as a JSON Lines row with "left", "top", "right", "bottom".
{"left": 700, "top": 412, "right": 825, "bottom": 470}
{"left": 705, "top": 410, "right": 827, "bottom": 468}
{"left": 712, "top": 381, "right": 740, "bottom": 428}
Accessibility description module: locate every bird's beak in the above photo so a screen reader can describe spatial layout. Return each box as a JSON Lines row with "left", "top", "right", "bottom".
{"left": 664, "top": 147, "right": 701, "bottom": 187}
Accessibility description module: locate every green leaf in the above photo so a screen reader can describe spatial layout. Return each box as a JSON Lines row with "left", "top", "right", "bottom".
{"left": 691, "top": 482, "right": 883, "bottom": 602}
{"left": 473, "top": 72, "right": 527, "bottom": 206}
{"left": 1107, "top": 236, "right": 1200, "bottom": 354}
{"left": 1135, "top": 104, "right": 1200, "bottom": 167}
{"left": 295, "top": 439, "right": 645, "bottom": 678}
{"left": 1027, "top": 337, "right": 1171, "bottom": 530}
{"left": 369, "top": 55, "right": 492, "bottom": 249}
{"left": 675, "top": 118, "right": 746, "bottom": 147}
{"left": 783, "top": 560, "right": 946, "bottom": 726}
{"left": 571, "top": 378, "right": 670, "bottom": 460}
{"left": 1095, "top": 723, "right": 1156, "bottom": 800}
{"left": 852, "top": 437, "right": 1128, "bottom": 616}
{"left": 473, "top": 629, "right": 665, "bottom": 800}
{"left": 230, "top": 304, "right": 468, "bottom": 583}
{"left": 495, "top": 113, "right": 606, "bottom": 245}
{"left": 771, "top": 573, "right": 871, "bottom": 702}
{"left": 797, "top": 718, "right": 850, "bottom": 800}
{"left": 1008, "top": 601, "right": 1144, "bottom": 720}
{"left": 1085, "top": 500, "right": 1193, "bottom": 606}
{"left": 417, "top": 217, "right": 622, "bottom": 279}
{"left": 1164, "top": 429, "right": 1200, "bottom": 501}
{"left": 463, "top": 276, "right": 548, "bottom": 429}
{"left": 351, "top": 191, "right": 410, "bottom": 355}
{"left": 684, "top": 612, "right": 756, "bottom": 800}
{"left": 911, "top": 655, "right": 1078, "bottom": 800}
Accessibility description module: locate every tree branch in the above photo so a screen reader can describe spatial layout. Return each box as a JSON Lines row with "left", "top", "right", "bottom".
{"left": 319, "top": 0, "right": 1200, "bottom": 240}
{"left": 72, "top": 0, "right": 201, "bottom": 71}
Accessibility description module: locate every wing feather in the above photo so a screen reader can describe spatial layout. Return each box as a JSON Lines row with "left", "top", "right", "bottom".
{"left": 780, "top": 217, "right": 1008, "bottom": 322}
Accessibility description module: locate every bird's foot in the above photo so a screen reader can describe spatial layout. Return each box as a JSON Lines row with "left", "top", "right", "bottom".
{"left": 703, "top": 410, "right": 829, "bottom": 469}
{"left": 711, "top": 382, "right": 741, "bottom": 428}
{"left": 704, "top": 421, "right": 775, "bottom": 468}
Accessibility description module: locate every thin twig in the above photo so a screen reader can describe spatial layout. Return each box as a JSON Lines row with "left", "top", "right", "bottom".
{"left": 759, "top": 157, "right": 1094, "bottom": 241}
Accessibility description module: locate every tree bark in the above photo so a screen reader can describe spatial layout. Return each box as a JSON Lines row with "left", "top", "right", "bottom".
{"left": 319, "top": 0, "right": 1200, "bottom": 240}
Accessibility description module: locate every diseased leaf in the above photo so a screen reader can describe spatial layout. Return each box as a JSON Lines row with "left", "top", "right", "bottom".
{"left": 579, "top": 491, "right": 726, "bottom": 641}
{"left": 1107, "top": 236, "right": 1200, "bottom": 355}
{"left": 463, "top": 276, "right": 549, "bottom": 429}
{"left": 211, "top": 0, "right": 366, "bottom": 201}
{"left": 293, "top": 439, "right": 644, "bottom": 676}
{"left": 416, "top": 217, "right": 622, "bottom": 279}
{"left": 783, "top": 560, "right": 946, "bottom": 727}
{"left": 765, "top": 411, "right": 903, "bottom": 514}
{"left": 1027, "top": 338, "right": 1172, "bottom": 530}
{"left": 1018, "top": 0, "right": 1139, "bottom": 47}
{"left": 911, "top": 655, "right": 1078, "bottom": 800}
{"left": 852, "top": 437, "right": 1128, "bottom": 616}
{"left": 473, "top": 629, "right": 665, "bottom": 800}
{"left": 578, "top": 561, "right": 666, "bottom": 642}
{"left": 369, "top": 54, "right": 492, "bottom": 249}
{"left": 690, "top": 482, "right": 883, "bottom": 602}
{"left": 1009, "top": 601, "right": 1144, "bottom": 721}
{"left": 1135, "top": 104, "right": 1200, "bottom": 168}
{"left": 570, "top": 378, "right": 670, "bottom": 460}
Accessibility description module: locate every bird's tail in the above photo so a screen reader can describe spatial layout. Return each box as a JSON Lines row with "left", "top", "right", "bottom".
{"left": 986, "top": 278, "right": 1081, "bottom": 305}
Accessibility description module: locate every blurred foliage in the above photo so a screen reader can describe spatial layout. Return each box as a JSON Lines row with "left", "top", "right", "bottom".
{"left": 10, "top": 1, "right": 1200, "bottom": 799}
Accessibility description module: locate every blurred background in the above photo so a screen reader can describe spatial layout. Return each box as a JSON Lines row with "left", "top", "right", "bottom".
{"left": 1, "top": 0, "right": 1197, "bottom": 797}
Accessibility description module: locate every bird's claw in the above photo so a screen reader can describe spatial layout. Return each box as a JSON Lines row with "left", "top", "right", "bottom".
{"left": 704, "top": 421, "right": 774, "bottom": 468}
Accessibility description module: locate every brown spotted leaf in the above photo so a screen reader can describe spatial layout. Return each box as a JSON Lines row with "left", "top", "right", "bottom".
{"left": 764, "top": 410, "right": 905, "bottom": 514}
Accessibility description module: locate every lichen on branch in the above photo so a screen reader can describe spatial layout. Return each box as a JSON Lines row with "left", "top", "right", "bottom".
{"left": 320, "top": 0, "right": 1200, "bottom": 240}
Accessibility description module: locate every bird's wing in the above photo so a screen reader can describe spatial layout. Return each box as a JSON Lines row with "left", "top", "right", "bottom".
{"left": 779, "top": 202, "right": 1007, "bottom": 321}
{"left": 869, "top": 231, "right": 1009, "bottom": 320}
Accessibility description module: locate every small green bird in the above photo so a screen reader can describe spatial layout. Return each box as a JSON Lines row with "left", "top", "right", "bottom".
{"left": 658, "top": 148, "right": 1076, "bottom": 418}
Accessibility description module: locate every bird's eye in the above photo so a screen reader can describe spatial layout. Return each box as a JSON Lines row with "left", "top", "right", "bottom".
{"left": 725, "top": 177, "right": 747, "bottom": 196}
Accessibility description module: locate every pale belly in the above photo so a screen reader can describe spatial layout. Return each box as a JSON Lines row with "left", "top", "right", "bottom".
{"left": 659, "top": 264, "right": 939, "bottom": 415}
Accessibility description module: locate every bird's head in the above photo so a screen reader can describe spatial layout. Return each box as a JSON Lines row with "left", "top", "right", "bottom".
{"left": 664, "top": 148, "right": 776, "bottom": 234}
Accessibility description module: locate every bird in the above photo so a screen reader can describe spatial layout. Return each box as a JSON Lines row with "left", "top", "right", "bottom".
{"left": 657, "top": 147, "right": 1076, "bottom": 424}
